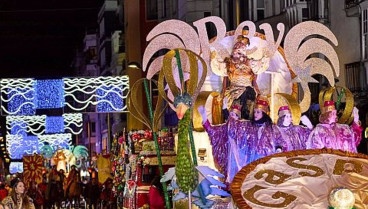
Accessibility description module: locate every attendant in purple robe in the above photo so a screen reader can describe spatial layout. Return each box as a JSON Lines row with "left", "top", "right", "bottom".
{"left": 276, "top": 106, "right": 313, "bottom": 151}
{"left": 198, "top": 98, "right": 282, "bottom": 183}
{"left": 306, "top": 101, "right": 363, "bottom": 152}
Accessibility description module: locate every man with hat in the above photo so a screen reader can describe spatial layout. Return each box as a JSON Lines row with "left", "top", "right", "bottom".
{"left": 306, "top": 101, "right": 362, "bottom": 152}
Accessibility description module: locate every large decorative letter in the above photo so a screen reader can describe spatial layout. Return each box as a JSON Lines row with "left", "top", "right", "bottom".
{"left": 286, "top": 157, "right": 324, "bottom": 177}
{"left": 333, "top": 159, "right": 363, "bottom": 175}
{"left": 254, "top": 169, "right": 291, "bottom": 184}
{"left": 243, "top": 185, "right": 297, "bottom": 208}
{"left": 193, "top": 16, "right": 228, "bottom": 67}
{"left": 259, "top": 23, "right": 285, "bottom": 57}
{"left": 234, "top": 21, "right": 256, "bottom": 41}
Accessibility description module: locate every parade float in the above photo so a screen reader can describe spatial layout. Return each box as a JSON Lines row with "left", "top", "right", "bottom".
{"left": 132, "top": 15, "right": 368, "bottom": 209}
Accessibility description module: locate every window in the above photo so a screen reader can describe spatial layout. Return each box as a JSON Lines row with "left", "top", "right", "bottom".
{"left": 346, "top": 62, "right": 367, "bottom": 92}
{"left": 99, "top": 19, "right": 105, "bottom": 38}
{"left": 146, "top": 0, "right": 158, "bottom": 20}
{"left": 91, "top": 122, "right": 96, "bottom": 133}
{"left": 161, "top": 0, "right": 169, "bottom": 18}
{"left": 302, "top": 8, "right": 309, "bottom": 21}
{"left": 345, "top": 0, "right": 359, "bottom": 9}
{"left": 362, "top": 9, "right": 368, "bottom": 60}
{"left": 100, "top": 48, "right": 106, "bottom": 68}
{"left": 257, "top": 0, "right": 265, "bottom": 20}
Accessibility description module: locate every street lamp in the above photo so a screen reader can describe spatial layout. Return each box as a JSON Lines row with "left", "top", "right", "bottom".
{"left": 127, "top": 62, "right": 141, "bottom": 69}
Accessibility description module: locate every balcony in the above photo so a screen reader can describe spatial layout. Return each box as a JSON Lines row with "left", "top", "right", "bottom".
{"left": 345, "top": 0, "right": 360, "bottom": 9}
{"left": 345, "top": 0, "right": 361, "bottom": 17}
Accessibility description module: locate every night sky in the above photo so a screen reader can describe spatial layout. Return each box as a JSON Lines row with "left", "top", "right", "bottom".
{"left": 0, "top": 0, "right": 104, "bottom": 78}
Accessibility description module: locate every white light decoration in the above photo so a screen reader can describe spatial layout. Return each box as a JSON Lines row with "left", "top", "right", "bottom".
{"left": 63, "top": 76, "right": 129, "bottom": 112}
{"left": 9, "top": 162, "right": 23, "bottom": 174}
{"left": 63, "top": 113, "right": 83, "bottom": 135}
{"left": 0, "top": 78, "right": 36, "bottom": 115}
{"left": 6, "top": 115, "right": 46, "bottom": 135}
{"left": 6, "top": 113, "right": 82, "bottom": 135}
{"left": 1, "top": 76, "right": 129, "bottom": 115}
{"left": 38, "top": 133, "right": 72, "bottom": 150}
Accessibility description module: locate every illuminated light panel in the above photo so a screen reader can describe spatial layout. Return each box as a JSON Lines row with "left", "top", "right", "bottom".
{"left": 34, "top": 79, "right": 65, "bottom": 109}
{"left": 23, "top": 136, "right": 39, "bottom": 153}
{"left": 7, "top": 133, "right": 72, "bottom": 159}
{"left": 6, "top": 115, "right": 46, "bottom": 135}
{"left": 1, "top": 79, "right": 36, "bottom": 115}
{"left": 63, "top": 113, "right": 83, "bottom": 135}
{"left": 96, "top": 85, "right": 124, "bottom": 112}
{"left": 63, "top": 76, "right": 129, "bottom": 112}
{"left": 1, "top": 76, "right": 129, "bottom": 115}
{"left": 6, "top": 135, "right": 39, "bottom": 159}
{"left": 9, "top": 162, "right": 23, "bottom": 174}
{"left": 38, "top": 133, "right": 72, "bottom": 150}
{"left": 10, "top": 121, "right": 27, "bottom": 136}
{"left": 45, "top": 116, "right": 65, "bottom": 134}
{"left": 6, "top": 114, "right": 82, "bottom": 135}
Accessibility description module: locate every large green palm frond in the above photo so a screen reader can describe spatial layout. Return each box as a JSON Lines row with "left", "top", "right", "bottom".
{"left": 40, "top": 145, "right": 54, "bottom": 158}
{"left": 72, "top": 145, "right": 89, "bottom": 159}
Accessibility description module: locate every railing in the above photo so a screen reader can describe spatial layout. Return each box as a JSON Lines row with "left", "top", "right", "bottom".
{"left": 345, "top": 0, "right": 360, "bottom": 9}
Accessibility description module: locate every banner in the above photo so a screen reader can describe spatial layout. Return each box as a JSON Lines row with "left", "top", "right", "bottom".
{"left": 97, "top": 154, "right": 112, "bottom": 184}
{"left": 231, "top": 149, "right": 368, "bottom": 208}
{"left": 23, "top": 154, "right": 44, "bottom": 186}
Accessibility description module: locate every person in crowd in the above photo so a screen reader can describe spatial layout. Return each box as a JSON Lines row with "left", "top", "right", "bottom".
{"left": 27, "top": 181, "right": 39, "bottom": 209}
{"left": 46, "top": 165, "right": 61, "bottom": 208}
{"left": 148, "top": 176, "right": 165, "bottom": 209}
{"left": 86, "top": 178, "right": 100, "bottom": 209}
{"left": 65, "top": 165, "right": 81, "bottom": 208}
{"left": 0, "top": 183, "right": 8, "bottom": 201}
{"left": 37, "top": 175, "right": 47, "bottom": 209}
{"left": 100, "top": 178, "right": 116, "bottom": 209}
{"left": 2, "top": 179, "right": 35, "bottom": 209}
{"left": 0, "top": 203, "right": 9, "bottom": 209}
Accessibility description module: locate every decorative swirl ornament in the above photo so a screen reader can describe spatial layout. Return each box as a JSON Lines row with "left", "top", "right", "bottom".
{"left": 318, "top": 86, "right": 354, "bottom": 124}
{"left": 143, "top": 20, "right": 201, "bottom": 79}
{"left": 127, "top": 79, "right": 166, "bottom": 132}
{"left": 284, "top": 21, "right": 339, "bottom": 113}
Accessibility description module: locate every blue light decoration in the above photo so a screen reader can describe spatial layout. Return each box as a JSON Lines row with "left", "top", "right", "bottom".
{"left": 45, "top": 116, "right": 65, "bottom": 134}
{"left": 22, "top": 135, "right": 39, "bottom": 155}
{"left": 9, "top": 162, "right": 23, "bottom": 174}
{"left": 7, "top": 135, "right": 39, "bottom": 159}
{"left": 10, "top": 121, "right": 27, "bottom": 136}
{"left": 34, "top": 79, "right": 65, "bottom": 109}
{"left": 8, "top": 88, "right": 36, "bottom": 115}
{"left": 96, "top": 85, "right": 124, "bottom": 112}
{"left": 63, "top": 76, "right": 129, "bottom": 112}
{"left": 7, "top": 135, "right": 23, "bottom": 159}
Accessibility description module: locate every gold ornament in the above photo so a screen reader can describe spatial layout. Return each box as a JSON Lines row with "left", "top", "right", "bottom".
{"left": 318, "top": 86, "right": 354, "bottom": 124}
{"left": 127, "top": 79, "right": 166, "bottom": 132}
